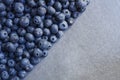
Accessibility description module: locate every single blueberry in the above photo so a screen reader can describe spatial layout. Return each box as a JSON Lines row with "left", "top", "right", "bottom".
{"left": 1, "top": 71, "right": 9, "bottom": 80}
{"left": 59, "top": 21, "right": 68, "bottom": 30}
{"left": 14, "top": 2, "right": 24, "bottom": 13}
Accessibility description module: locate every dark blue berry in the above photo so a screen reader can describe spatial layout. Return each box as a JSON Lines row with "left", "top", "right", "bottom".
{"left": 0, "top": 3, "right": 6, "bottom": 12}
{"left": 20, "top": 16, "right": 30, "bottom": 27}
{"left": 44, "top": 19, "right": 52, "bottom": 27}
{"left": 49, "top": 35, "right": 57, "bottom": 43}
{"left": 7, "top": 12, "right": 14, "bottom": 19}
{"left": 43, "top": 28, "right": 51, "bottom": 36}
{"left": 7, "top": 59, "right": 15, "bottom": 67}
{"left": 20, "top": 58, "right": 30, "bottom": 68}
{"left": 0, "top": 30, "right": 8, "bottom": 40}
{"left": 56, "top": 31, "right": 64, "bottom": 38}
{"left": 25, "top": 33, "right": 35, "bottom": 42}
{"left": 9, "top": 68, "right": 16, "bottom": 76}
{"left": 10, "top": 32, "right": 19, "bottom": 43}
{"left": 15, "top": 47, "right": 23, "bottom": 56}
{"left": 18, "top": 70, "right": 27, "bottom": 79}
{"left": 30, "top": 57, "right": 40, "bottom": 65}
{"left": 33, "top": 48, "right": 43, "bottom": 58}
{"left": 37, "top": 6, "right": 46, "bottom": 16}
{"left": 0, "top": 52, "right": 4, "bottom": 60}
{"left": 5, "top": 42, "right": 16, "bottom": 52}
{"left": 14, "top": 2, "right": 24, "bottom": 13}
{"left": 59, "top": 21, "right": 68, "bottom": 30}
{"left": 47, "top": 6, "right": 56, "bottom": 15}
{"left": 1, "top": 71, "right": 9, "bottom": 80}
{"left": 3, "top": 0, "right": 14, "bottom": 5}
{"left": 34, "top": 28, "right": 43, "bottom": 38}
{"left": 0, "top": 64, "right": 6, "bottom": 71}
{"left": 51, "top": 24, "right": 59, "bottom": 34}
{"left": 33, "top": 16, "right": 42, "bottom": 25}
{"left": 54, "top": 1, "right": 62, "bottom": 11}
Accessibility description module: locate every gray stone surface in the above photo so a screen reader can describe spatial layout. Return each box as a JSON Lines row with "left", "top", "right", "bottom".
{"left": 25, "top": 0, "right": 120, "bottom": 80}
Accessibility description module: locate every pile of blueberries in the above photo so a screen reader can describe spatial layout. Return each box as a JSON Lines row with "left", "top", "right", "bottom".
{"left": 0, "top": 0, "right": 89, "bottom": 80}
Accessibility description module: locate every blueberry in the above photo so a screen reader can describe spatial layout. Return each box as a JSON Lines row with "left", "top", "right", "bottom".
{"left": 10, "top": 32, "right": 19, "bottom": 43}
{"left": 15, "top": 56, "right": 22, "bottom": 62}
{"left": 37, "top": 6, "right": 46, "bottom": 16}
{"left": 43, "top": 28, "right": 50, "bottom": 36}
{"left": 7, "top": 59, "right": 15, "bottom": 67}
{"left": 56, "top": 13, "right": 65, "bottom": 22}
{"left": 42, "top": 50, "right": 48, "bottom": 57}
{"left": 72, "top": 11, "right": 80, "bottom": 18}
{"left": 3, "top": 27, "right": 11, "bottom": 34}
{"left": 62, "top": 9, "right": 71, "bottom": 19}
{"left": 49, "top": 35, "right": 57, "bottom": 43}
{"left": 51, "top": 24, "right": 59, "bottom": 34}
{"left": 33, "top": 16, "right": 42, "bottom": 25}
{"left": 25, "top": 33, "right": 35, "bottom": 42}
{"left": 25, "top": 13, "right": 31, "bottom": 19}
{"left": 24, "top": 5, "right": 31, "bottom": 13}
{"left": 9, "top": 68, "right": 16, "bottom": 76}
{"left": 41, "top": 36, "right": 48, "bottom": 40}
{"left": 30, "top": 57, "right": 40, "bottom": 65}
{"left": 25, "top": 64, "right": 33, "bottom": 72}
{"left": 26, "top": 42, "right": 35, "bottom": 49}
{"left": 62, "top": 1, "right": 69, "bottom": 9}
{"left": 0, "top": 11, "right": 7, "bottom": 17}
{"left": 3, "top": 0, "right": 14, "bottom": 5}
{"left": 15, "top": 47, "right": 23, "bottom": 56}
{"left": 7, "top": 12, "right": 15, "bottom": 19}
{"left": 26, "top": 26, "right": 34, "bottom": 33}
{"left": 15, "top": 63, "right": 22, "bottom": 71}
{"left": 38, "top": 0, "right": 46, "bottom": 7}
{"left": 69, "top": 2, "right": 77, "bottom": 12}
{"left": 33, "top": 48, "right": 43, "bottom": 58}
{"left": 15, "top": 12, "right": 24, "bottom": 18}
{"left": 47, "top": 6, "right": 56, "bottom": 15}
{"left": 0, "top": 30, "right": 8, "bottom": 40}
{"left": 0, "top": 52, "right": 4, "bottom": 60}
{"left": 0, "top": 64, "right": 6, "bottom": 71}
{"left": 20, "top": 58, "right": 30, "bottom": 68}
{"left": 1, "top": 71, "right": 9, "bottom": 80}
{"left": 0, "top": 3, "right": 6, "bottom": 12}
{"left": 20, "top": 16, "right": 30, "bottom": 27}
{"left": 11, "top": 76, "right": 20, "bottom": 80}
{"left": 18, "top": 37, "right": 26, "bottom": 44}
{"left": 23, "top": 51, "right": 30, "bottom": 59}
{"left": 34, "top": 28, "right": 43, "bottom": 38}
{"left": 14, "top": 2, "right": 24, "bottom": 13}
{"left": 38, "top": 39, "right": 52, "bottom": 50}
{"left": 54, "top": 1, "right": 62, "bottom": 11}
{"left": 44, "top": 19, "right": 52, "bottom": 27}
{"left": 27, "top": 0, "right": 36, "bottom": 7}
{"left": 17, "top": 28, "right": 26, "bottom": 36}
{"left": 47, "top": 0, "right": 55, "bottom": 6}
{"left": 59, "top": 21, "right": 68, "bottom": 30}
{"left": 76, "top": 0, "right": 90, "bottom": 8}
{"left": 13, "top": 18, "right": 20, "bottom": 25}
{"left": 5, "top": 42, "right": 16, "bottom": 53}
{"left": 66, "top": 17, "right": 74, "bottom": 26}
{"left": 56, "top": 31, "right": 64, "bottom": 38}
{"left": 18, "top": 70, "right": 27, "bottom": 79}
{"left": 0, "top": 17, "right": 6, "bottom": 25}
{"left": 0, "top": 59, "right": 7, "bottom": 64}
{"left": 8, "top": 53, "right": 15, "bottom": 58}
{"left": 6, "top": 19, "right": 13, "bottom": 27}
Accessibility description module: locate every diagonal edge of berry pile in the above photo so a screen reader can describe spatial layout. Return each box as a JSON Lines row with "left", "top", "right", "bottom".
{"left": 0, "top": 0, "right": 90, "bottom": 80}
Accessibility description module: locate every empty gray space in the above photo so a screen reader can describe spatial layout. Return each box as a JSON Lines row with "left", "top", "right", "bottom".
{"left": 25, "top": 0, "right": 120, "bottom": 80}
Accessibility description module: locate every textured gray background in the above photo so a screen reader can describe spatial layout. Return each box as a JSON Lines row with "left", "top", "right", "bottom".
{"left": 25, "top": 0, "right": 120, "bottom": 80}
